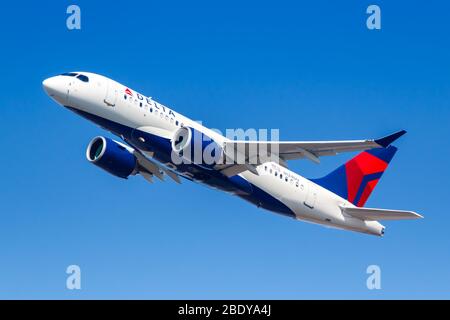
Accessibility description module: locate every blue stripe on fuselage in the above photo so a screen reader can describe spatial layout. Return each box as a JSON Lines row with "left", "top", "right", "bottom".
{"left": 64, "top": 106, "right": 295, "bottom": 218}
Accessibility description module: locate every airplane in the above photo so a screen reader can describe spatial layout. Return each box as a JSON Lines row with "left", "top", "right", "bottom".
{"left": 42, "top": 71, "right": 423, "bottom": 236}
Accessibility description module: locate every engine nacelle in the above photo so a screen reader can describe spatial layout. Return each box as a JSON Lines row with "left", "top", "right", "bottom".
{"left": 86, "top": 136, "right": 137, "bottom": 179}
{"left": 171, "top": 127, "right": 223, "bottom": 168}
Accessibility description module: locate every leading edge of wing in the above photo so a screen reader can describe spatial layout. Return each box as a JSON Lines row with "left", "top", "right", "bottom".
{"left": 223, "top": 130, "right": 407, "bottom": 164}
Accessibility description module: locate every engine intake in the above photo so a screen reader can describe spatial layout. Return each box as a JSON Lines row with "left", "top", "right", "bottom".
{"left": 171, "top": 127, "right": 223, "bottom": 167}
{"left": 86, "top": 136, "right": 137, "bottom": 178}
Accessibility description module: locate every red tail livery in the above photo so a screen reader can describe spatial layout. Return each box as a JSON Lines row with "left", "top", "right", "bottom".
{"left": 312, "top": 146, "right": 397, "bottom": 207}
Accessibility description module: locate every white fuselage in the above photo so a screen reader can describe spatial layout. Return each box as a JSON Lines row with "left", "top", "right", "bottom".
{"left": 43, "top": 72, "right": 384, "bottom": 236}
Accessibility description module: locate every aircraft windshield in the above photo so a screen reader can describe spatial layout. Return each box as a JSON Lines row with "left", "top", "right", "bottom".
{"left": 59, "top": 73, "right": 89, "bottom": 82}
{"left": 77, "top": 74, "right": 89, "bottom": 82}
{"left": 60, "top": 72, "right": 78, "bottom": 77}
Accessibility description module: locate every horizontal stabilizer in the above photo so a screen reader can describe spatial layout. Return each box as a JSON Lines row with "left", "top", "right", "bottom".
{"left": 342, "top": 206, "right": 423, "bottom": 221}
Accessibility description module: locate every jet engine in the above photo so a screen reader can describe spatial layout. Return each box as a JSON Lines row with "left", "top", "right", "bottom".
{"left": 86, "top": 136, "right": 137, "bottom": 178}
{"left": 171, "top": 127, "right": 223, "bottom": 167}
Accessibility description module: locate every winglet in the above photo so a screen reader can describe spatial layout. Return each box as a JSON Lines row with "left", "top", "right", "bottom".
{"left": 375, "top": 130, "right": 407, "bottom": 148}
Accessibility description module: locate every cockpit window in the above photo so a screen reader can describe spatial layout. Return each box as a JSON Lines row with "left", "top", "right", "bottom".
{"left": 60, "top": 72, "right": 78, "bottom": 77}
{"left": 59, "top": 73, "right": 89, "bottom": 82}
{"left": 77, "top": 74, "right": 89, "bottom": 82}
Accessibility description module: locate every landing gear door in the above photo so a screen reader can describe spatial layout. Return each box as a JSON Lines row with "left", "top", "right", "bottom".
{"left": 104, "top": 79, "right": 117, "bottom": 107}
{"left": 304, "top": 182, "right": 317, "bottom": 209}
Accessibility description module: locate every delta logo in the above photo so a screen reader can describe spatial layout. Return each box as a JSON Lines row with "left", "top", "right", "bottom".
{"left": 125, "top": 88, "right": 133, "bottom": 96}
{"left": 123, "top": 87, "right": 176, "bottom": 118}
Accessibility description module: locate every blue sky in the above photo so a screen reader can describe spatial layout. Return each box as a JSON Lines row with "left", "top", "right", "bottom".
{"left": 0, "top": 0, "right": 449, "bottom": 299}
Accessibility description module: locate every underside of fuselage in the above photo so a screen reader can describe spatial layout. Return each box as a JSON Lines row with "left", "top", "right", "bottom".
{"left": 65, "top": 106, "right": 296, "bottom": 218}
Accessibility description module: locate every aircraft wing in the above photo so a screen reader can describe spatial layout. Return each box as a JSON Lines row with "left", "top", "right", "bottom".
{"left": 133, "top": 149, "right": 181, "bottom": 184}
{"left": 118, "top": 138, "right": 182, "bottom": 184}
{"left": 221, "top": 131, "right": 406, "bottom": 169}
{"left": 342, "top": 206, "right": 423, "bottom": 221}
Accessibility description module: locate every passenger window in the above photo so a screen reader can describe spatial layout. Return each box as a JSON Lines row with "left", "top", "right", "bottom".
{"left": 280, "top": 174, "right": 283, "bottom": 179}
{"left": 175, "top": 120, "right": 179, "bottom": 126}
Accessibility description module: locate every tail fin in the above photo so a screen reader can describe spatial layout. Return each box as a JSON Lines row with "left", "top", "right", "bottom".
{"left": 312, "top": 146, "right": 398, "bottom": 207}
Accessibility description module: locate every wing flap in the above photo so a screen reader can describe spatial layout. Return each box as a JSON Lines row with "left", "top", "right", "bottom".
{"left": 342, "top": 206, "right": 423, "bottom": 221}
{"left": 118, "top": 139, "right": 182, "bottom": 184}
{"left": 132, "top": 150, "right": 165, "bottom": 181}
{"left": 136, "top": 150, "right": 182, "bottom": 184}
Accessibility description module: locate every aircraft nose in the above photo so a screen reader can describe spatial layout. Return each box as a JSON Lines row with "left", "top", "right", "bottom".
{"left": 43, "top": 76, "right": 69, "bottom": 104}
{"left": 43, "top": 76, "right": 61, "bottom": 96}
